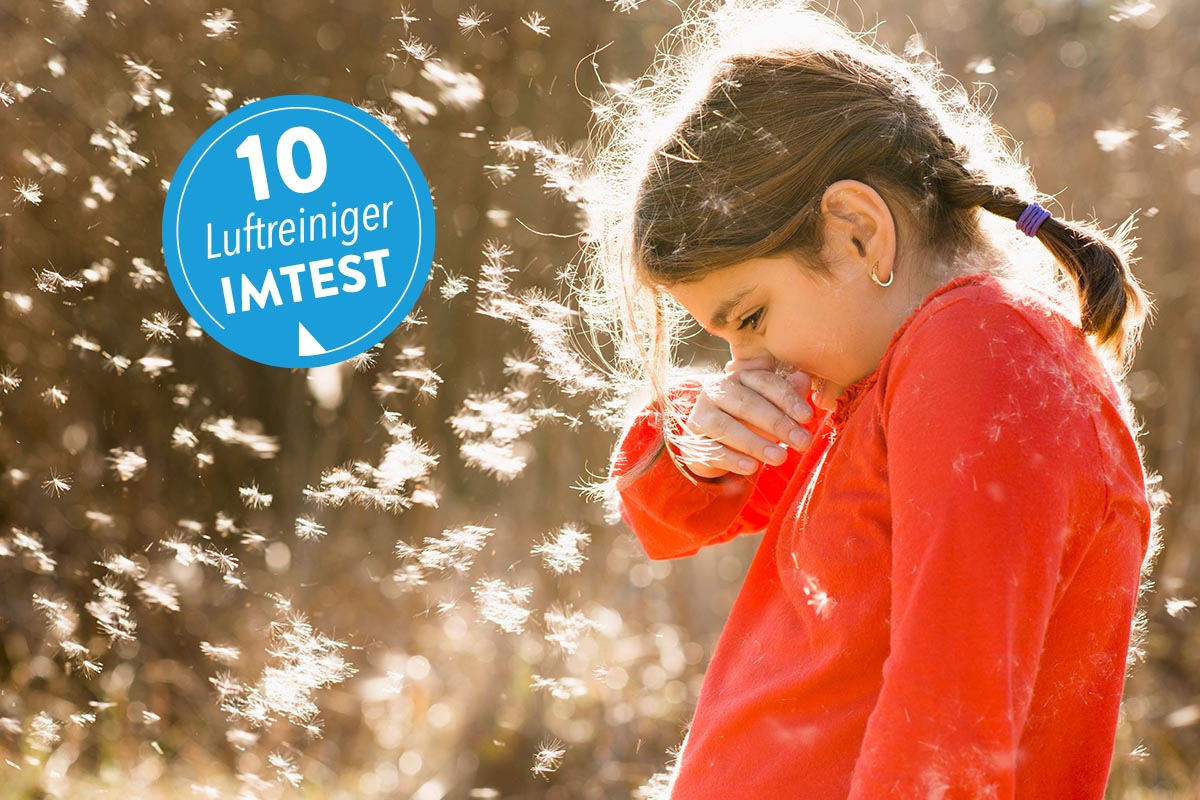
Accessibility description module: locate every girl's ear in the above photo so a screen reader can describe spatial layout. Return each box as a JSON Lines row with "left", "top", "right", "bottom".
{"left": 819, "top": 179, "right": 897, "bottom": 273}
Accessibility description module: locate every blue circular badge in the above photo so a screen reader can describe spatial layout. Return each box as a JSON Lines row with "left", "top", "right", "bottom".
{"left": 162, "top": 94, "right": 435, "bottom": 368}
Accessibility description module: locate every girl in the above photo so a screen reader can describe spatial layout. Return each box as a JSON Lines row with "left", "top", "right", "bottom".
{"left": 582, "top": 1, "right": 1166, "bottom": 797}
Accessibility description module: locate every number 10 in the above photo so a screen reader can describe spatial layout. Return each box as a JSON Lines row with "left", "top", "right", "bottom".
{"left": 236, "top": 126, "right": 328, "bottom": 201}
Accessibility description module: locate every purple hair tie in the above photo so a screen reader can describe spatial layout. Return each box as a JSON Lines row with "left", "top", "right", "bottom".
{"left": 1017, "top": 202, "right": 1052, "bottom": 237}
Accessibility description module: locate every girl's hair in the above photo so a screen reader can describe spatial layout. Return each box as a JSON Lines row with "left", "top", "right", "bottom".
{"left": 575, "top": 0, "right": 1155, "bottom": 492}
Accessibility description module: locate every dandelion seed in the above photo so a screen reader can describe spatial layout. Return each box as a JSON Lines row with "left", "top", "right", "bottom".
{"left": 90, "top": 120, "right": 148, "bottom": 174}
{"left": 104, "top": 352, "right": 132, "bottom": 374}
{"left": 138, "top": 578, "right": 180, "bottom": 612}
{"left": 346, "top": 343, "right": 382, "bottom": 372}
{"left": 0, "top": 83, "right": 14, "bottom": 108}
{"left": 129, "top": 257, "right": 165, "bottom": 288}
{"left": 483, "top": 162, "right": 517, "bottom": 186}
{"left": 398, "top": 524, "right": 494, "bottom": 574}
{"left": 491, "top": 133, "right": 547, "bottom": 161}
{"left": 160, "top": 536, "right": 202, "bottom": 567}
{"left": 35, "top": 267, "right": 84, "bottom": 293}
{"left": 295, "top": 516, "right": 326, "bottom": 540}
{"left": 28, "top": 713, "right": 61, "bottom": 752}
{"left": 530, "top": 674, "right": 587, "bottom": 700}
{"left": 440, "top": 272, "right": 471, "bottom": 300}
{"left": 376, "top": 430, "right": 438, "bottom": 489}
{"left": 1128, "top": 742, "right": 1150, "bottom": 760}
{"left": 391, "top": 3, "right": 419, "bottom": 27}
{"left": 41, "top": 385, "right": 68, "bottom": 408}
{"left": 23, "top": 149, "right": 68, "bottom": 176}
{"left": 393, "top": 36, "right": 436, "bottom": 63}
{"left": 141, "top": 311, "right": 181, "bottom": 341}
{"left": 33, "top": 594, "right": 78, "bottom": 639}
{"left": 1164, "top": 704, "right": 1200, "bottom": 728}
{"left": 223, "top": 610, "right": 355, "bottom": 728}
{"left": 172, "top": 425, "right": 199, "bottom": 449}
{"left": 1109, "top": 1, "right": 1156, "bottom": 22}
{"left": 4, "top": 292, "right": 33, "bottom": 314}
{"left": 69, "top": 712, "right": 96, "bottom": 727}
{"left": 457, "top": 5, "right": 490, "bottom": 36}
{"left": 225, "top": 727, "right": 259, "bottom": 750}
{"left": 202, "top": 8, "right": 239, "bottom": 38}
{"left": 392, "top": 563, "right": 428, "bottom": 591}
{"left": 421, "top": 61, "right": 484, "bottom": 111}
{"left": 100, "top": 552, "right": 146, "bottom": 579}
{"left": 522, "top": 11, "right": 550, "bottom": 36}
{"left": 543, "top": 604, "right": 596, "bottom": 656}
{"left": 502, "top": 354, "right": 540, "bottom": 378}
{"left": 42, "top": 470, "right": 72, "bottom": 497}
{"left": 121, "top": 54, "right": 160, "bottom": 85}
{"left": 521, "top": 293, "right": 607, "bottom": 396}
{"left": 531, "top": 737, "right": 566, "bottom": 778}
{"left": 799, "top": 571, "right": 836, "bottom": 618}
{"left": 1150, "top": 106, "right": 1190, "bottom": 152}
{"left": 60, "top": 640, "right": 89, "bottom": 661}
{"left": 13, "top": 179, "right": 43, "bottom": 205}
{"left": 0, "top": 366, "right": 21, "bottom": 393}
{"left": 269, "top": 751, "right": 303, "bottom": 787}
{"left": 138, "top": 351, "right": 174, "bottom": 377}
{"left": 70, "top": 334, "right": 101, "bottom": 353}
{"left": 1165, "top": 597, "right": 1196, "bottom": 617}
{"left": 471, "top": 577, "right": 533, "bottom": 634}
{"left": 84, "top": 509, "right": 115, "bottom": 529}
{"left": 215, "top": 512, "right": 238, "bottom": 535}
{"left": 460, "top": 439, "right": 527, "bottom": 480}
{"left": 531, "top": 523, "right": 590, "bottom": 574}
{"left": 239, "top": 482, "right": 273, "bottom": 509}
{"left": 966, "top": 56, "right": 995, "bottom": 75}
{"left": 390, "top": 89, "right": 438, "bottom": 125}
{"left": 356, "top": 101, "right": 409, "bottom": 142}
{"left": 56, "top": 0, "right": 88, "bottom": 18}
{"left": 11, "top": 528, "right": 57, "bottom": 572}
{"left": 1094, "top": 127, "right": 1138, "bottom": 154}
{"left": 85, "top": 577, "right": 137, "bottom": 642}
{"left": 108, "top": 446, "right": 148, "bottom": 481}
{"left": 202, "top": 84, "right": 234, "bottom": 117}
{"left": 903, "top": 32, "right": 927, "bottom": 59}
{"left": 79, "top": 258, "right": 113, "bottom": 284}
{"left": 202, "top": 416, "right": 280, "bottom": 459}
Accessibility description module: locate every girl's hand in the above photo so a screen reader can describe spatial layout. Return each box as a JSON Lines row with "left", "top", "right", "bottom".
{"left": 678, "top": 355, "right": 816, "bottom": 479}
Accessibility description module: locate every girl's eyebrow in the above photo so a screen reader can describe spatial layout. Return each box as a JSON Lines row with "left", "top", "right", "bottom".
{"left": 709, "top": 286, "right": 755, "bottom": 331}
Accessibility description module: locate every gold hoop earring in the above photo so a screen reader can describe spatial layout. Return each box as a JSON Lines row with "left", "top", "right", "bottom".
{"left": 870, "top": 260, "right": 893, "bottom": 288}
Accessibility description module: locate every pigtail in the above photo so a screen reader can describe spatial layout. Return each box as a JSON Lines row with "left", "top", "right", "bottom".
{"left": 932, "top": 147, "right": 1155, "bottom": 372}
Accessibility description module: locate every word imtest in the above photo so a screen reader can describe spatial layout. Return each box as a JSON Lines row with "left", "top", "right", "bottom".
{"left": 220, "top": 249, "right": 390, "bottom": 314}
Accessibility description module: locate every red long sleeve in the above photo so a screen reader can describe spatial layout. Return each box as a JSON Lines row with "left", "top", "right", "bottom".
{"left": 610, "top": 377, "right": 826, "bottom": 560}
{"left": 647, "top": 273, "right": 1152, "bottom": 799}
{"left": 847, "top": 299, "right": 1113, "bottom": 798}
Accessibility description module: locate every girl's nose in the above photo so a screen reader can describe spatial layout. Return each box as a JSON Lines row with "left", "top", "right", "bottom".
{"left": 725, "top": 351, "right": 776, "bottom": 373}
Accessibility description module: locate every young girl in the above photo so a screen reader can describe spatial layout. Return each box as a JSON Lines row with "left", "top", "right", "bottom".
{"left": 582, "top": 1, "right": 1165, "bottom": 797}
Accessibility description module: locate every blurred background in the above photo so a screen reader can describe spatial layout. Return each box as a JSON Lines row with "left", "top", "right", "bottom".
{"left": 0, "top": 0, "right": 1196, "bottom": 797}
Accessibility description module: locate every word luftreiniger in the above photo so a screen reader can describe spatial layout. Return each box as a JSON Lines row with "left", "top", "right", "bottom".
{"left": 206, "top": 199, "right": 395, "bottom": 314}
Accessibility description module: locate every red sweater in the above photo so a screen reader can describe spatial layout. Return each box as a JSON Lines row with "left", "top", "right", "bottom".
{"left": 610, "top": 273, "right": 1152, "bottom": 799}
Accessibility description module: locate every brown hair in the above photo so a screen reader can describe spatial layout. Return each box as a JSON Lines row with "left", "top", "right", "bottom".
{"left": 576, "top": 0, "right": 1155, "bottom": 492}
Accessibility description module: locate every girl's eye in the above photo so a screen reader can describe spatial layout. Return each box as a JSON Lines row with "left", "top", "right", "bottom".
{"left": 738, "top": 308, "right": 765, "bottom": 332}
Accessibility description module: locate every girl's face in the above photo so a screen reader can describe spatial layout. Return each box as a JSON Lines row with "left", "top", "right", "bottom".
{"left": 662, "top": 179, "right": 946, "bottom": 413}
{"left": 664, "top": 252, "right": 920, "bottom": 413}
